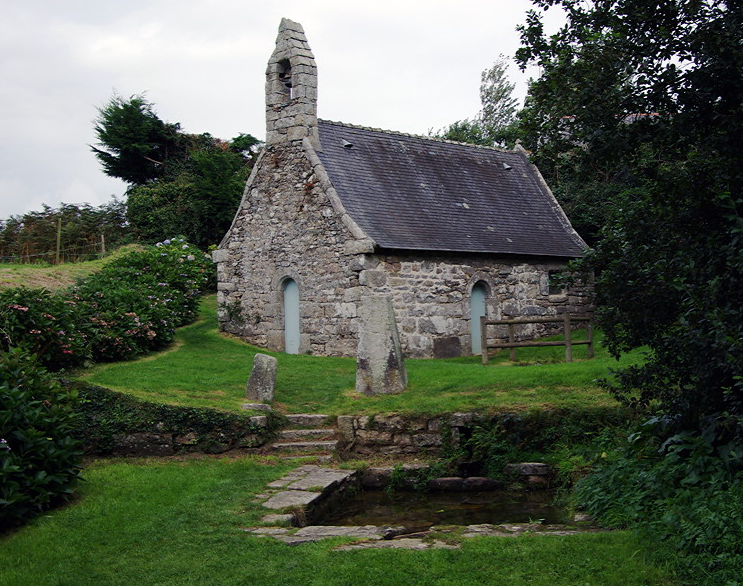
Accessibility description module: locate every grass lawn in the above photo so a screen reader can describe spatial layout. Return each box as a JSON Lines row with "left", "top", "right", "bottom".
{"left": 81, "top": 295, "right": 641, "bottom": 416}
{"left": 0, "top": 244, "right": 143, "bottom": 291}
{"left": 0, "top": 456, "right": 676, "bottom": 586}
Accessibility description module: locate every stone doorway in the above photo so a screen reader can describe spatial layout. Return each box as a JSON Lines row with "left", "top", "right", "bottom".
{"left": 470, "top": 281, "right": 488, "bottom": 354}
{"left": 283, "top": 278, "right": 300, "bottom": 354}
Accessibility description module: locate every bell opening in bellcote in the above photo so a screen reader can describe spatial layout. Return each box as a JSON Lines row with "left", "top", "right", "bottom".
{"left": 278, "top": 59, "right": 293, "bottom": 102}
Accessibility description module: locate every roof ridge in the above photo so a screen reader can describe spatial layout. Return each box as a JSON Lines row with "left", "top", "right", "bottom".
{"left": 317, "top": 118, "right": 514, "bottom": 153}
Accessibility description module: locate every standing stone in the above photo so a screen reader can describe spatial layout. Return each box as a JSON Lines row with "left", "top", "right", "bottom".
{"left": 246, "top": 353, "right": 278, "bottom": 403}
{"left": 356, "top": 296, "right": 407, "bottom": 395}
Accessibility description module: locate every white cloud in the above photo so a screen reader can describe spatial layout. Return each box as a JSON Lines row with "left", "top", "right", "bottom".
{"left": 0, "top": 0, "right": 564, "bottom": 218}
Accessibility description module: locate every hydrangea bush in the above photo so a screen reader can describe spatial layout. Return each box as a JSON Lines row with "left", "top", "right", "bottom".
{"left": 0, "top": 288, "right": 91, "bottom": 371}
{"left": 0, "top": 348, "right": 82, "bottom": 527}
{"left": 0, "top": 239, "right": 215, "bottom": 369}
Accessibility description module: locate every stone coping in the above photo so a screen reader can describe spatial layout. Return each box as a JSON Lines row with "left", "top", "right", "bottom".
{"left": 244, "top": 522, "right": 604, "bottom": 549}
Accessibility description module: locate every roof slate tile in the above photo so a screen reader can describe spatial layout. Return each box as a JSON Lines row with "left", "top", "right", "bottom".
{"left": 316, "top": 120, "right": 587, "bottom": 258}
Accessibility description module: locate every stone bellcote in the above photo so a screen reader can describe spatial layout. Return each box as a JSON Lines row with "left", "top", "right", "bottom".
{"left": 265, "top": 19, "right": 319, "bottom": 149}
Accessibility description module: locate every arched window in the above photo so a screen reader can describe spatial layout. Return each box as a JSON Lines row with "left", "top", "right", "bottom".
{"left": 470, "top": 281, "right": 488, "bottom": 354}
{"left": 283, "top": 278, "right": 300, "bottom": 354}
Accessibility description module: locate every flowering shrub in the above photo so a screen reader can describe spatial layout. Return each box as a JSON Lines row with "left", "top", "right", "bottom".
{"left": 0, "top": 349, "right": 82, "bottom": 528}
{"left": 0, "top": 239, "right": 215, "bottom": 369}
{"left": 74, "top": 238, "right": 215, "bottom": 362}
{"left": 0, "top": 288, "right": 91, "bottom": 370}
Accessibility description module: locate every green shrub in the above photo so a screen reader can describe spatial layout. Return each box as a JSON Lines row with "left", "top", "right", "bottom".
{"left": 0, "top": 288, "right": 91, "bottom": 370}
{"left": 73, "top": 238, "right": 215, "bottom": 362}
{"left": 0, "top": 349, "right": 82, "bottom": 529}
{"left": 0, "top": 240, "right": 215, "bottom": 370}
{"left": 443, "top": 408, "right": 632, "bottom": 480}
{"left": 576, "top": 419, "right": 743, "bottom": 584}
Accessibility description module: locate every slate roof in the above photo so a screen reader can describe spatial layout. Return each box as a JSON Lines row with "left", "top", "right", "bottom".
{"left": 316, "top": 120, "right": 587, "bottom": 258}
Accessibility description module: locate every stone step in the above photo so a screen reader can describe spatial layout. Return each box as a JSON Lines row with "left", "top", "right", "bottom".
{"left": 279, "top": 428, "right": 336, "bottom": 441}
{"left": 270, "top": 440, "right": 339, "bottom": 453}
{"left": 280, "top": 454, "right": 334, "bottom": 464}
{"left": 285, "top": 414, "right": 333, "bottom": 428}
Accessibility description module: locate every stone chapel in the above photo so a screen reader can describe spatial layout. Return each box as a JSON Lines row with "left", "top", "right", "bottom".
{"left": 213, "top": 18, "right": 591, "bottom": 359}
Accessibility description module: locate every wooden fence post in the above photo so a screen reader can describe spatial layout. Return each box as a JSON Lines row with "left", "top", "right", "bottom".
{"left": 480, "top": 316, "right": 488, "bottom": 365}
{"left": 56, "top": 217, "right": 62, "bottom": 265}
{"left": 564, "top": 313, "right": 572, "bottom": 362}
{"left": 508, "top": 323, "right": 516, "bottom": 362}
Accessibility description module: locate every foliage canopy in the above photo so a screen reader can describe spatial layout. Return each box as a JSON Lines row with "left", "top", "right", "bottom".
{"left": 92, "top": 94, "right": 261, "bottom": 247}
{"left": 434, "top": 57, "right": 520, "bottom": 147}
{"left": 517, "top": 0, "right": 743, "bottom": 433}
{"left": 92, "top": 95, "right": 181, "bottom": 185}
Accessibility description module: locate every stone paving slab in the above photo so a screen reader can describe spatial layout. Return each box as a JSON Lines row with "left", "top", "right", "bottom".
{"left": 286, "top": 468, "right": 353, "bottom": 491}
{"left": 242, "top": 403, "right": 272, "bottom": 412}
{"left": 266, "top": 465, "right": 321, "bottom": 488}
{"left": 270, "top": 440, "right": 338, "bottom": 452}
{"left": 260, "top": 465, "right": 357, "bottom": 513}
{"left": 262, "top": 490, "right": 322, "bottom": 510}
{"left": 280, "top": 428, "right": 335, "bottom": 440}
{"left": 294, "top": 525, "right": 386, "bottom": 540}
{"left": 285, "top": 414, "right": 331, "bottom": 427}
{"left": 334, "top": 538, "right": 460, "bottom": 551}
{"left": 261, "top": 514, "right": 294, "bottom": 525}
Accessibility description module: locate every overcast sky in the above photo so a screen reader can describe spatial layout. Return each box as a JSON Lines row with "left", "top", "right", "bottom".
{"left": 0, "top": 0, "right": 565, "bottom": 219}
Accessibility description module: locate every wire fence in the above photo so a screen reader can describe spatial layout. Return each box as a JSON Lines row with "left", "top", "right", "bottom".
{"left": 0, "top": 241, "right": 107, "bottom": 264}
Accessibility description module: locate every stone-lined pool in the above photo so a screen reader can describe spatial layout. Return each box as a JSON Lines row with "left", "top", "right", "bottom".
{"left": 319, "top": 489, "right": 570, "bottom": 533}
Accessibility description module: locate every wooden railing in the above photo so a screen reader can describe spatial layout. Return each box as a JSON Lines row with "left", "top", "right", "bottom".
{"left": 480, "top": 314, "right": 593, "bottom": 365}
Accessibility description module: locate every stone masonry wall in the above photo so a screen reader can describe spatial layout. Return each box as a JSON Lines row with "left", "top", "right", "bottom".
{"left": 357, "top": 252, "right": 592, "bottom": 358}
{"left": 214, "top": 17, "right": 592, "bottom": 359}
{"left": 214, "top": 142, "right": 364, "bottom": 356}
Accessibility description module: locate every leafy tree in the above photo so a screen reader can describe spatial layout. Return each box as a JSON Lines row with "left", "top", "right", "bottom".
{"left": 478, "top": 56, "right": 519, "bottom": 143}
{"left": 434, "top": 57, "right": 520, "bottom": 147}
{"left": 517, "top": 0, "right": 743, "bottom": 437}
{"left": 92, "top": 95, "right": 181, "bottom": 185}
{"left": 92, "top": 94, "right": 260, "bottom": 247}
{"left": 126, "top": 136, "right": 253, "bottom": 247}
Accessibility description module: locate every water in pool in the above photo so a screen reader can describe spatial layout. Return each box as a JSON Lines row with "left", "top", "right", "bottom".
{"left": 320, "top": 489, "right": 569, "bottom": 533}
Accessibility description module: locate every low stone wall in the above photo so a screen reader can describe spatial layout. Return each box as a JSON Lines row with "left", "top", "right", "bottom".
{"left": 73, "top": 382, "right": 276, "bottom": 457}
{"left": 106, "top": 416, "right": 270, "bottom": 457}
{"left": 337, "top": 412, "right": 479, "bottom": 455}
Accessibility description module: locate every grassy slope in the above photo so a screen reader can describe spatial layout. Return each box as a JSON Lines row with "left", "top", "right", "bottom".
{"left": 81, "top": 295, "right": 640, "bottom": 416}
{"left": 0, "top": 244, "right": 143, "bottom": 291}
{"left": 0, "top": 457, "right": 676, "bottom": 586}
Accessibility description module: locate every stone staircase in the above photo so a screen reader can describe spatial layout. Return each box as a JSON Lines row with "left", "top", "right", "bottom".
{"left": 268, "top": 414, "right": 339, "bottom": 461}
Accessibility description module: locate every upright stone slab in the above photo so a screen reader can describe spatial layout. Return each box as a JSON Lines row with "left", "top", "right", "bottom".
{"left": 246, "top": 353, "right": 278, "bottom": 403}
{"left": 356, "top": 296, "right": 407, "bottom": 395}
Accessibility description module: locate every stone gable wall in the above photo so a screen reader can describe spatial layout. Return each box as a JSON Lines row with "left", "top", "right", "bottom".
{"left": 214, "top": 143, "right": 364, "bottom": 356}
{"left": 214, "top": 17, "right": 592, "bottom": 359}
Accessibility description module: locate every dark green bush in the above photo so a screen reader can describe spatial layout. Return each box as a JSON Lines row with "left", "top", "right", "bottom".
{"left": 73, "top": 238, "right": 214, "bottom": 362}
{"left": 0, "top": 349, "right": 82, "bottom": 529}
{"left": 576, "top": 419, "right": 743, "bottom": 585}
{"left": 445, "top": 408, "right": 632, "bottom": 476}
